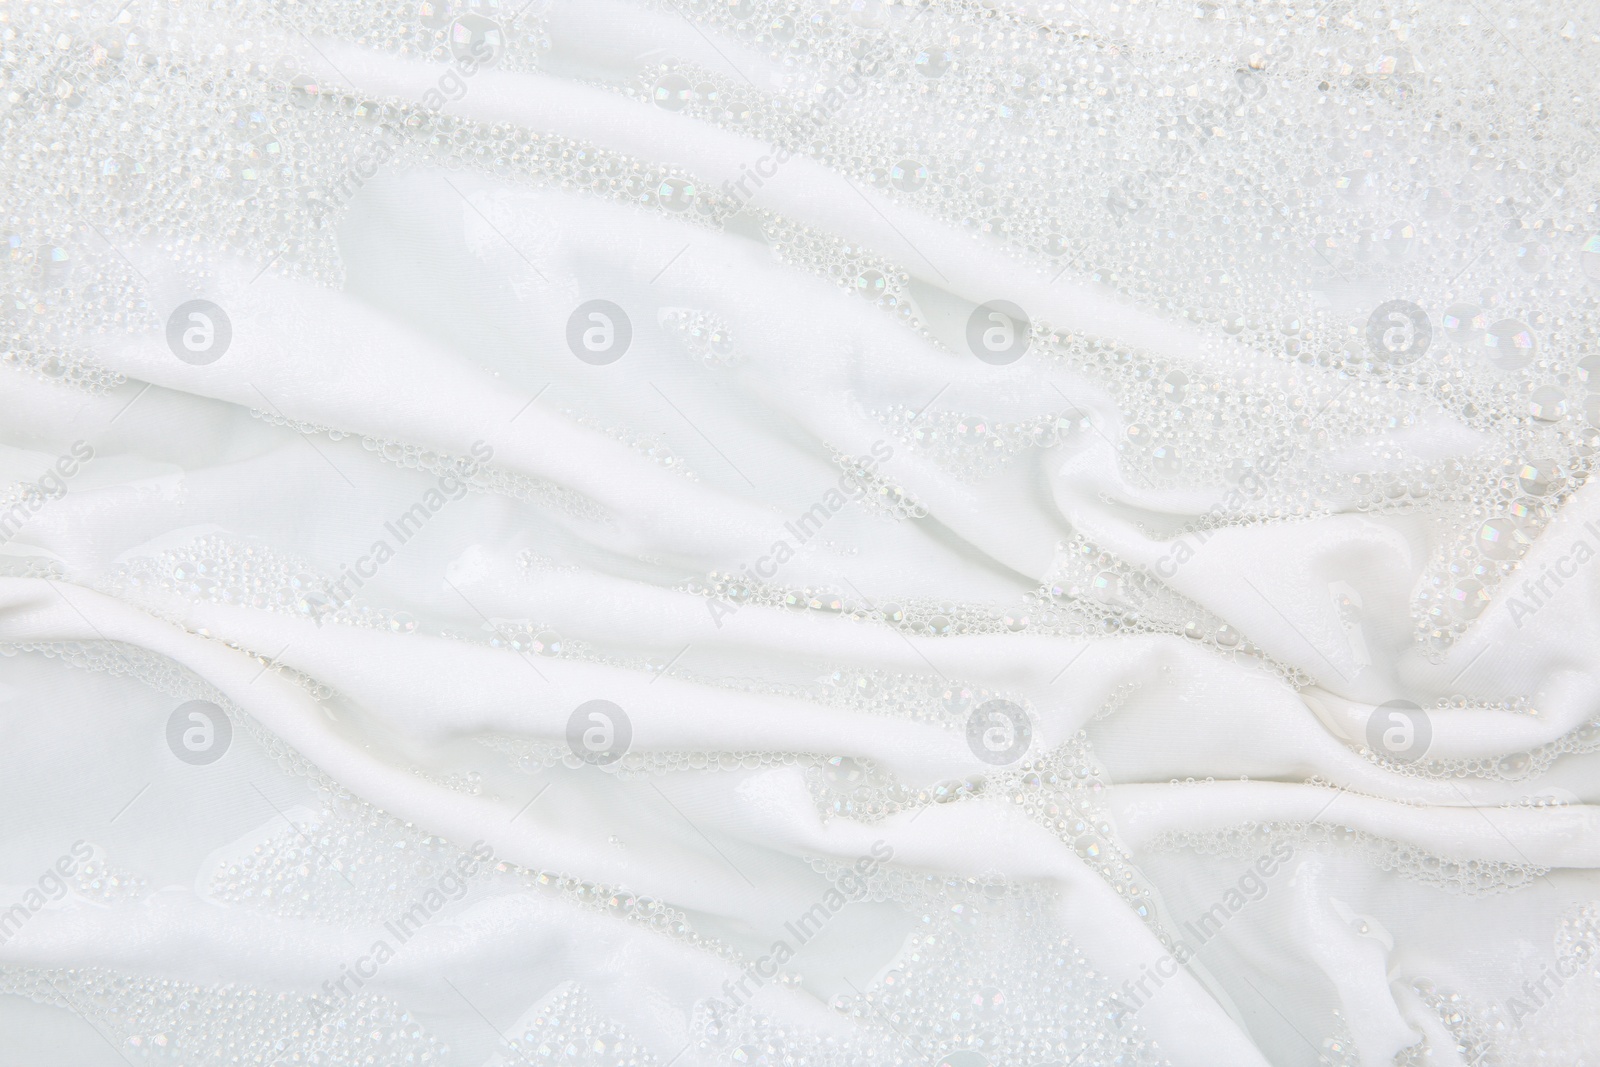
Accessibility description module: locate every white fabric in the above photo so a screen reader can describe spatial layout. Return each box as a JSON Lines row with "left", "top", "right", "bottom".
{"left": 2, "top": 1, "right": 1598, "bottom": 1065}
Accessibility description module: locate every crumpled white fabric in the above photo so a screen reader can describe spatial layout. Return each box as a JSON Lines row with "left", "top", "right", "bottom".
{"left": 2, "top": 1, "right": 1599, "bottom": 1066}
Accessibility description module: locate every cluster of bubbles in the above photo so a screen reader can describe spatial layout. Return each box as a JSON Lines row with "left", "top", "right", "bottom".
{"left": 1044, "top": 535, "right": 1313, "bottom": 686}
{"left": 206, "top": 800, "right": 489, "bottom": 925}
{"left": 1417, "top": 446, "right": 1595, "bottom": 655}
{"left": 873, "top": 402, "right": 1065, "bottom": 483}
{"left": 483, "top": 618, "right": 563, "bottom": 657}
{"left": 0, "top": 635, "right": 296, "bottom": 727}
{"left": 12, "top": 0, "right": 1600, "bottom": 620}
{"left": 519, "top": 870, "right": 753, "bottom": 958}
{"left": 1392, "top": 979, "right": 1499, "bottom": 1067}
{"left": 562, "top": 406, "right": 697, "bottom": 479}
{"left": 823, "top": 889, "right": 1162, "bottom": 1067}
{"left": 7, "top": 0, "right": 1600, "bottom": 1061}
{"left": 357, "top": 432, "right": 606, "bottom": 521}
{"left": 830, "top": 445, "right": 928, "bottom": 520}
{"left": 638, "top": 0, "right": 1595, "bottom": 362}
{"left": 202, "top": 775, "right": 739, "bottom": 964}
{"left": 493, "top": 984, "right": 649, "bottom": 1067}
{"left": 659, "top": 306, "right": 742, "bottom": 368}
{"left": 805, "top": 751, "right": 987, "bottom": 820}
{"left": 1468, "top": 901, "right": 1600, "bottom": 1064}
{"left": 25, "top": 841, "right": 146, "bottom": 906}
{"left": 0, "top": 966, "right": 448, "bottom": 1065}
{"left": 1003, "top": 739, "right": 1170, "bottom": 933}
{"left": 0, "top": 554, "right": 67, "bottom": 581}
{"left": 485, "top": 731, "right": 844, "bottom": 784}
{"left": 624, "top": 2, "right": 1600, "bottom": 677}
{"left": 802, "top": 685, "right": 1169, "bottom": 942}
{"left": 1155, "top": 820, "right": 1548, "bottom": 898}
{"left": 0, "top": 0, "right": 742, "bottom": 393}
{"left": 321, "top": 0, "right": 551, "bottom": 70}
{"left": 759, "top": 218, "right": 928, "bottom": 334}
{"left": 0, "top": 629, "right": 747, "bottom": 1054}
{"left": 1318, "top": 987, "right": 1487, "bottom": 1067}
{"left": 17, "top": 0, "right": 1570, "bottom": 687}
{"left": 1358, "top": 702, "right": 1600, "bottom": 784}
{"left": 102, "top": 534, "right": 421, "bottom": 636}
{"left": 683, "top": 570, "right": 1072, "bottom": 638}
{"left": 698, "top": 878, "right": 1164, "bottom": 1067}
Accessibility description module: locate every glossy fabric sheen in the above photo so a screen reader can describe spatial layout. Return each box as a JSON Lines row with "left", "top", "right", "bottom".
{"left": 0, "top": 2, "right": 1598, "bottom": 1065}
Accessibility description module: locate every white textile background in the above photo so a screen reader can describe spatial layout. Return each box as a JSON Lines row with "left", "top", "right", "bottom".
{"left": 1, "top": 1, "right": 1599, "bottom": 1065}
